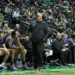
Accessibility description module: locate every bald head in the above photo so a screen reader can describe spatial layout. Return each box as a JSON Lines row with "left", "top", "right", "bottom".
{"left": 15, "top": 24, "right": 20, "bottom": 30}
{"left": 36, "top": 13, "right": 42, "bottom": 22}
{"left": 37, "top": 13, "right": 42, "bottom": 17}
{"left": 56, "top": 32, "right": 62, "bottom": 39}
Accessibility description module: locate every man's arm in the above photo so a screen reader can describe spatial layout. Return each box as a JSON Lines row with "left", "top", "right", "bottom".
{"left": 3, "top": 44, "right": 7, "bottom": 48}
{"left": 17, "top": 38, "right": 22, "bottom": 47}
{"left": 7, "top": 38, "right": 20, "bottom": 49}
{"left": 44, "top": 22, "right": 49, "bottom": 40}
{"left": 44, "top": 23, "right": 49, "bottom": 34}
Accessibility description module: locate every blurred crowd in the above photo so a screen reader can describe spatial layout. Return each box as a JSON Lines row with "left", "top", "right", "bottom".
{"left": 0, "top": 0, "right": 75, "bottom": 70}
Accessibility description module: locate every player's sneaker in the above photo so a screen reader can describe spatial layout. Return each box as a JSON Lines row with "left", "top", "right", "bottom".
{"left": 10, "top": 64, "right": 17, "bottom": 70}
{"left": 22, "top": 63, "right": 30, "bottom": 70}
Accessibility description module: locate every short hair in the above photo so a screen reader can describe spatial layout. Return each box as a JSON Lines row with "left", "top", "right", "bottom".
{"left": 11, "top": 31, "right": 16, "bottom": 37}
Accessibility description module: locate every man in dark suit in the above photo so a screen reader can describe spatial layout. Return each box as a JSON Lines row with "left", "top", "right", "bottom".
{"left": 32, "top": 13, "right": 49, "bottom": 70}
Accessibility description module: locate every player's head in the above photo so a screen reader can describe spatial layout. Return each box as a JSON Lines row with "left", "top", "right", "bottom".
{"left": 11, "top": 31, "right": 18, "bottom": 38}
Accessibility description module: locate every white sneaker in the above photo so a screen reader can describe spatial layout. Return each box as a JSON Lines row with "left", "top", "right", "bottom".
{"left": 0, "top": 63, "right": 7, "bottom": 70}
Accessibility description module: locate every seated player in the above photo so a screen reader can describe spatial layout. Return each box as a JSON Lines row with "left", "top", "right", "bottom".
{"left": 6, "top": 31, "right": 30, "bottom": 70}
{"left": 1, "top": 24, "right": 14, "bottom": 34}
{"left": 0, "top": 30, "right": 10, "bottom": 70}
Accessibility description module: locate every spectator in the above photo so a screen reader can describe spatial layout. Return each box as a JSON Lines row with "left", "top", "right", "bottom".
{"left": 5, "top": 5, "right": 11, "bottom": 14}
{"left": 52, "top": 33, "right": 69, "bottom": 65}
{"left": 60, "top": 16, "right": 68, "bottom": 26}
{"left": 14, "top": 0, "right": 22, "bottom": 8}
{"left": 12, "top": 8, "right": 21, "bottom": 24}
